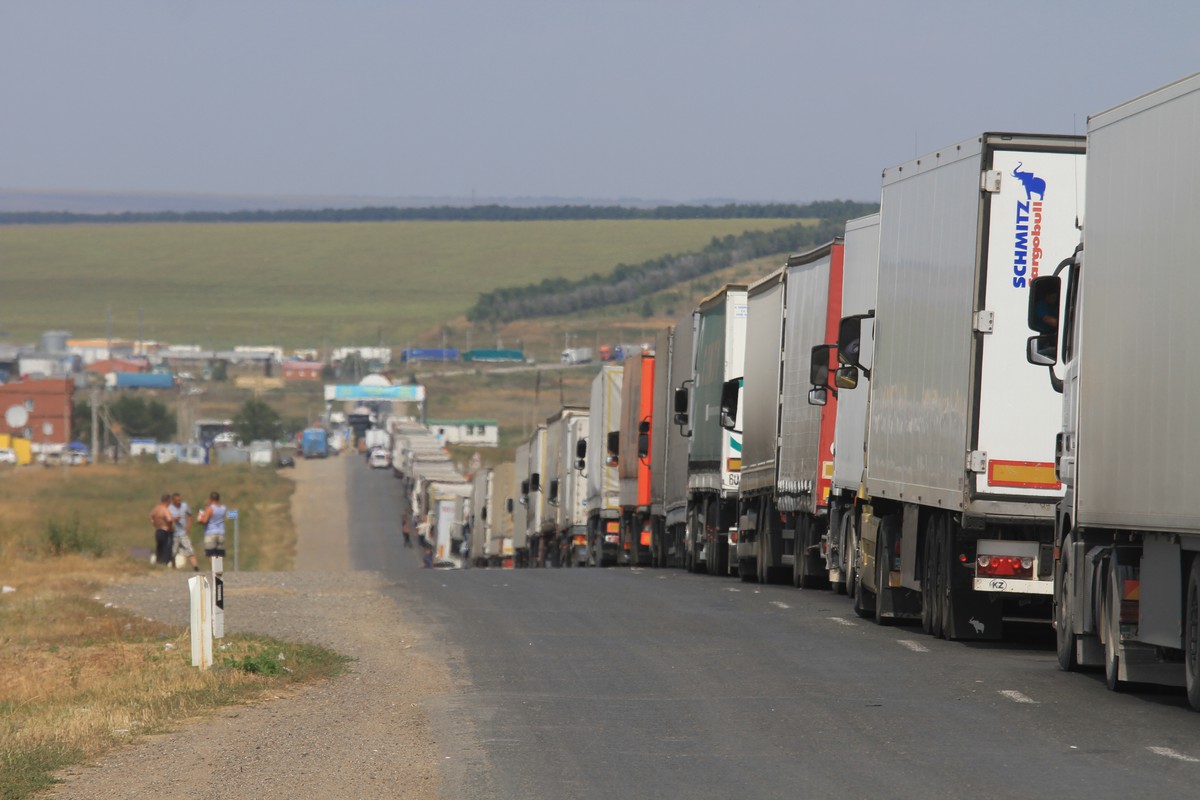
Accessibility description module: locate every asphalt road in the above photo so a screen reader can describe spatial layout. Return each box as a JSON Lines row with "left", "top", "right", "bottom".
{"left": 345, "top": 457, "right": 1200, "bottom": 800}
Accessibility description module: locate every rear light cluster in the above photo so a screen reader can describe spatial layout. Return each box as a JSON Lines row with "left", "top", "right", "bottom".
{"left": 976, "top": 555, "right": 1034, "bottom": 578}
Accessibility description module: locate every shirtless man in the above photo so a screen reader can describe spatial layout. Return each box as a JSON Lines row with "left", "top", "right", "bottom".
{"left": 150, "top": 494, "right": 175, "bottom": 566}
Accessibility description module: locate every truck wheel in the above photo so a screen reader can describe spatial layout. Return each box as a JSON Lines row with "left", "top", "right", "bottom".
{"left": 844, "top": 513, "right": 859, "bottom": 601}
{"left": 1103, "top": 561, "right": 1125, "bottom": 693}
{"left": 796, "top": 518, "right": 825, "bottom": 590}
{"left": 1055, "top": 536, "right": 1079, "bottom": 672}
{"left": 921, "top": 517, "right": 937, "bottom": 635}
{"left": 930, "top": 516, "right": 945, "bottom": 640}
{"left": 938, "top": 517, "right": 955, "bottom": 639}
{"left": 1186, "top": 558, "right": 1200, "bottom": 710}
{"left": 739, "top": 555, "right": 757, "bottom": 583}
{"left": 874, "top": 528, "right": 893, "bottom": 627}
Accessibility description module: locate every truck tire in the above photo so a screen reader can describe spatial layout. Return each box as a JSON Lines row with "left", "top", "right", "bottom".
{"left": 938, "top": 517, "right": 955, "bottom": 639}
{"left": 1103, "top": 560, "right": 1125, "bottom": 693}
{"left": 874, "top": 527, "right": 893, "bottom": 627}
{"left": 795, "top": 517, "right": 826, "bottom": 590}
{"left": 1186, "top": 557, "right": 1200, "bottom": 710}
{"left": 1055, "top": 535, "right": 1079, "bottom": 672}
{"left": 921, "top": 517, "right": 937, "bottom": 635}
{"left": 844, "top": 513, "right": 859, "bottom": 601}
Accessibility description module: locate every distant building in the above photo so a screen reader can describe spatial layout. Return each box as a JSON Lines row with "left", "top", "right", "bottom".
{"left": 283, "top": 361, "right": 324, "bottom": 381}
{"left": 86, "top": 357, "right": 149, "bottom": 375}
{"left": 68, "top": 338, "right": 136, "bottom": 365}
{"left": 333, "top": 346, "right": 392, "bottom": 366}
{"left": 0, "top": 378, "right": 75, "bottom": 445}
{"left": 428, "top": 419, "right": 499, "bottom": 447}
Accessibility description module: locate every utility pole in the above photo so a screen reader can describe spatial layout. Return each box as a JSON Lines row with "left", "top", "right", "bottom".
{"left": 90, "top": 378, "right": 99, "bottom": 462}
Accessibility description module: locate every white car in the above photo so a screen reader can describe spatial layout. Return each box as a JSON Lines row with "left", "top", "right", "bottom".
{"left": 368, "top": 448, "right": 391, "bottom": 469}
{"left": 0, "top": 448, "right": 17, "bottom": 465}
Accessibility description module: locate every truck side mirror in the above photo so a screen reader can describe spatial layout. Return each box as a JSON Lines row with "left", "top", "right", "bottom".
{"left": 606, "top": 430, "right": 620, "bottom": 467}
{"left": 548, "top": 479, "right": 559, "bottom": 504}
{"left": 834, "top": 366, "right": 859, "bottom": 390}
{"left": 1027, "top": 334, "right": 1057, "bottom": 366}
{"left": 1028, "top": 275, "right": 1062, "bottom": 335}
{"left": 719, "top": 377, "right": 740, "bottom": 431}
{"left": 529, "top": 472, "right": 540, "bottom": 492}
{"left": 673, "top": 386, "right": 689, "bottom": 426}
{"left": 576, "top": 438, "right": 587, "bottom": 460}
{"left": 808, "top": 387, "right": 827, "bottom": 407}
{"left": 506, "top": 498, "right": 513, "bottom": 514}
{"left": 520, "top": 479, "right": 529, "bottom": 495}
{"left": 637, "top": 420, "right": 651, "bottom": 459}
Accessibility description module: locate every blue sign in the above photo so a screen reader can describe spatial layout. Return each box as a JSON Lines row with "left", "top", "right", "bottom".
{"left": 227, "top": 509, "right": 238, "bottom": 520}
{"left": 326, "top": 384, "right": 426, "bottom": 402}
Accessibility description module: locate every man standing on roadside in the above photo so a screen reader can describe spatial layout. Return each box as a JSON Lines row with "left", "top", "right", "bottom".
{"left": 150, "top": 494, "right": 175, "bottom": 566}
{"left": 168, "top": 492, "right": 200, "bottom": 572}
{"left": 197, "top": 491, "right": 227, "bottom": 569}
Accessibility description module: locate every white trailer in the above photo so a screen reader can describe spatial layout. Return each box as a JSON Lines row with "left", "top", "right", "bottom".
{"left": 834, "top": 132, "right": 1085, "bottom": 639}
{"left": 585, "top": 365, "right": 623, "bottom": 566}
{"left": 511, "top": 441, "right": 530, "bottom": 565}
{"left": 660, "top": 310, "right": 696, "bottom": 568}
{"left": 680, "top": 285, "right": 747, "bottom": 576}
{"left": 544, "top": 407, "right": 590, "bottom": 567}
{"left": 1026, "top": 73, "right": 1200, "bottom": 701}
{"left": 737, "top": 242, "right": 844, "bottom": 588}
{"left": 821, "top": 216, "right": 879, "bottom": 596}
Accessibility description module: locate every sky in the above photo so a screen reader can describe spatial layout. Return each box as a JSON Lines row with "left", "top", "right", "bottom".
{"left": 2, "top": 0, "right": 1197, "bottom": 205}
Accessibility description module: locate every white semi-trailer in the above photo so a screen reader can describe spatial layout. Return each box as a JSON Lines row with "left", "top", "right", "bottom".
{"left": 1026, "top": 73, "right": 1200, "bottom": 702}
{"left": 680, "top": 285, "right": 747, "bottom": 576}
{"left": 585, "top": 365, "right": 623, "bottom": 566}
{"left": 831, "top": 132, "right": 1086, "bottom": 639}
{"left": 664, "top": 311, "right": 696, "bottom": 569}
{"left": 735, "top": 242, "right": 844, "bottom": 587}
{"left": 545, "top": 406, "right": 590, "bottom": 567}
{"left": 819, "top": 216, "right": 879, "bottom": 596}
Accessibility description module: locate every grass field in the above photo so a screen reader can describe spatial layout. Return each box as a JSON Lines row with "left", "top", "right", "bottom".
{"left": 2, "top": 219, "right": 796, "bottom": 349}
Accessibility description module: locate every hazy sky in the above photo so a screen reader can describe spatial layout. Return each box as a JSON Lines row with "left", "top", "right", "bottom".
{"left": 3, "top": 1, "right": 1196, "bottom": 204}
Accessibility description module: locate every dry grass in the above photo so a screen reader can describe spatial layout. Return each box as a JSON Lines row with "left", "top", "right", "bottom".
{"left": 0, "top": 580, "right": 348, "bottom": 798}
{"left": 0, "top": 461, "right": 341, "bottom": 798}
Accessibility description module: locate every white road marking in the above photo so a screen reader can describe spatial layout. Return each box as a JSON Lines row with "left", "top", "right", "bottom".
{"left": 1147, "top": 746, "right": 1200, "bottom": 763}
{"left": 725, "top": 587, "right": 741, "bottom": 592}
{"left": 896, "top": 640, "right": 929, "bottom": 653}
{"left": 770, "top": 601, "right": 790, "bottom": 610}
{"left": 827, "top": 617, "right": 856, "bottom": 627}
{"left": 999, "top": 690, "right": 1038, "bottom": 704}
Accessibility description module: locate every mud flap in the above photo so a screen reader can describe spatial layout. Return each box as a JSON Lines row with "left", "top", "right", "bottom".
{"left": 947, "top": 567, "right": 1003, "bottom": 640}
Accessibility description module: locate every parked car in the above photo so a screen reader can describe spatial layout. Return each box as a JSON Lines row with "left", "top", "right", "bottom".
{"left": 368, "top": 448, "right": 391, "bottom": 469}
{"left": 277, "top": 453, "right": 296, "bottom": 469}
{"left": 0, "top": 448, "right": 17, "bottom": 465}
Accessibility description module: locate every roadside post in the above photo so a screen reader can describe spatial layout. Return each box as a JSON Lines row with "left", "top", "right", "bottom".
{"left": 228, "top": 508, "right": 239, "bottom": 572}
{"left": 188, "top": 575, "right": 212, "bottom": 669}
{"left": 211, "top": 555, "right": 225, "bottom": 640}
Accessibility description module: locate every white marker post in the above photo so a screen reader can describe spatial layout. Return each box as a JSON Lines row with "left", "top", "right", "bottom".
{"left": 188, "top": 575, "right": 213, "bottom": 669}
{"left": 211, "top": 555, "right": 225, "bottom": 640}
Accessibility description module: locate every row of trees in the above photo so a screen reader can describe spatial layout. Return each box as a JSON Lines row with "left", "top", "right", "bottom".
{"left": 0, "top": 200, "right": 874, "bottom": 226}
{"left": 72, "top": 397, "right": 290, "bottom": 447}
{"left": 467, "top": 211, "right": 876, "bottom": 325}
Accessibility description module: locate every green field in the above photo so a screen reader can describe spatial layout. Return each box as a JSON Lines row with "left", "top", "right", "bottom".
{"left": 2, "top": 219, "right": 796, "bottom": 349}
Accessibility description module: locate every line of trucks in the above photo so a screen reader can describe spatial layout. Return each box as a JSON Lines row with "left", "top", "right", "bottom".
{"left": 480, "top": 73, "right": 1200, "bottom": 708}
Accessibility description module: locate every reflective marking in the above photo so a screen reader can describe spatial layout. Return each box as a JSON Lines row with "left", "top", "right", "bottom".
{"left": 827, "top": 617, "right": 856, "bottom": 627}
{"left": 896, "top": 640, "right": 929, "bottom": 653}
{"left": 1147, "top": 747, "right": 1200, "bottom": 763}
{"left": 630, "top": 567, "right": 644, "bottom": 573}
{"left": 770, "top": 601, "right": 790, "bottom": 610}
{"left": 725, "top": 587, "right": 741, "bottom": 592}
{"left": 999, "top": 690, "right": 1037, "bottom": 704}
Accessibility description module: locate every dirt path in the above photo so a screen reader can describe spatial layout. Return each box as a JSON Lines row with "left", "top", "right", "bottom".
{"left": 50, "top": 457, "right": 452, "bottom": 799}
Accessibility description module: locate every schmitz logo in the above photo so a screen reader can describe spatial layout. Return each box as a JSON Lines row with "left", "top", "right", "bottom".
{"left": 1011, "top": 162, "right": 1046, "bottom": 289}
